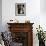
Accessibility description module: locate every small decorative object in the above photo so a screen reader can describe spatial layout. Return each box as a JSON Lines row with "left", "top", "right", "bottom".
{"left": 10, "top": 20, "right": 13, "bottom": 21}
{"left": 9, "top": 19, "right": 14, "bottom": 23}
{"left": 15, "top": 3, "right": 26, "bottom": 16}
{"left": 36, "top": 25, "right": 45, "bottom": 46}
{"left": 14, "top": 19, "right": 19, "bottom": 23}
{"left": 25, "top": 20, "right": 30, "bottom": 23}
{"left": 9, "top": 19, "right": 19, "bottom": 23}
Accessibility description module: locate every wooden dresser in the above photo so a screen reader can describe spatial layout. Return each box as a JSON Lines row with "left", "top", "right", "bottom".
{"left": 7, "top": 23, "right": 34, "bottom": 46}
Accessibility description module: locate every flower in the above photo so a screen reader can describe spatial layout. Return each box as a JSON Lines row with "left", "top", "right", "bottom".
{"left": 36, "top": 25, "right": 45, "bottom": 41}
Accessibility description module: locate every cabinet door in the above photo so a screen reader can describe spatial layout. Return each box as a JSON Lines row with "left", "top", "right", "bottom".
{"left": 11, "top": 32, "right": 28, "bottom": 46}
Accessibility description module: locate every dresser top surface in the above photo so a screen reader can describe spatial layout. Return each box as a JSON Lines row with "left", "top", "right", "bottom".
{"left": 7, "top": 23, "right": 34, "bottom": 25}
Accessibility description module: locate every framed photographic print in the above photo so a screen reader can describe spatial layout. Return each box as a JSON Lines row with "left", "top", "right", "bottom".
{"left": 15, "top": 3, "right": 26, "bottom": 16}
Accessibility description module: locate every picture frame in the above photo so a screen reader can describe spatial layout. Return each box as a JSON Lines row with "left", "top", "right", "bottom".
{"left": 15, "top": 3, "right": 26, "bottom": 16}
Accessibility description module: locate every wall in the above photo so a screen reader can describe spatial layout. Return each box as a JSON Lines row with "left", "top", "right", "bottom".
{"left": 40, "top": 0, "right": 46, "bottom": 13}
{"left": 0, "top": 0, "right": 2, "bottom": 32}
{"left": 2, "top": 0, "right": 46, "bottom": 46}
{"left": 2, "top": 0, "right": 40, "bottom": 31}
{"left": 40, "top": 0, "right": 46, "bottom": 31}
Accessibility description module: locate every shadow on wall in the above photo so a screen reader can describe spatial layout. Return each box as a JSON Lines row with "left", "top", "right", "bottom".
{"left": 0, "top": 0, "right": 2, "bottom": 32}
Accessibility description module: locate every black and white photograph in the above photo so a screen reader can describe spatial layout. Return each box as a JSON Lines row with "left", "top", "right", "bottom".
{"left": 15, "top": 3, "right": 26, "bottom": 16}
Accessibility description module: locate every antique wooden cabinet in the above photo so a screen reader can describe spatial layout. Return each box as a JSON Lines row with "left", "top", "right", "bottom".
{"left": 7, "top": 23, "right": 34, "bottom": 46}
